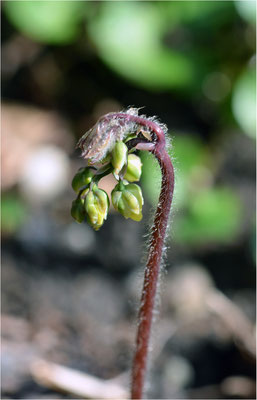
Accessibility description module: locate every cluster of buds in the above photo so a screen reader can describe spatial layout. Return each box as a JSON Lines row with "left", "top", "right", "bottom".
{"left": 71, "top": 127, "right": 144, "bottom": 230}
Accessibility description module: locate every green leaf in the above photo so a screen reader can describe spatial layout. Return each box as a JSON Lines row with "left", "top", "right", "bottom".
{"left": 87, "top": 2, "right": 194, "bottom": 90}
{"left": 4, "top": 1, "right": 86, "bottom": 44}
{"left": 174, "top": 188, "right": 241, "bottom": 244}
{"left": 235, "top": 0, "right": 256, "bottom": 25}
{"left": 141, "top": 151, "right": 161, "bottom": 205}
{"left": 141, "top": 135, "right": 207, "bottom": 207}
{"left": 158, "top": 0, "right": 234, "bottom": 26}
{"left": 232, "top": 66, "right": 256, "bottom": 139}
{"left": 172, "top": 135, "right": 207, "bottom": 175}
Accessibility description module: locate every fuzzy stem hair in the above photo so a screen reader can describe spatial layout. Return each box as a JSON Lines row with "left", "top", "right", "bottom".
{"left": 131, "top": 144, "right": 174, "bottom": 399}
{"left": 105, "top": 112, "right": 174, "bottom": 399}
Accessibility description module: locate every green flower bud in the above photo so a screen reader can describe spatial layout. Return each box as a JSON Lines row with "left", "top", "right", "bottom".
{"left": 124, "top": 154, "right": 142, "bottom": 182}
{"left": 92, "top": 185, "right": 109, "bottom": 218}
{"left": 111, "top": 182, "right": 144, "bottom": 221}
{"left": 71, "top": 197, "right": 86, "bottom": 223}
{"left": 125, "top": 183, "right": 144, "bottom": 209}
{"left": 72, "top": 167, "right": 95, "bottom": 193}
{"left": 85, "top": 191, "right": 98, "bottom": 223}
{"left": 111, "top": 141, "right": 128, "bottom": 176}
{"left": 85, "top": 185, "right": 109, "bottom": 230}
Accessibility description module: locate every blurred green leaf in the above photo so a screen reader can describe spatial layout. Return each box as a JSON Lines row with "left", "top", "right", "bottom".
{"left": 140, "top": 151, "right": 161, "bottom": 205}
{"left": 141, "top": 134, "right": 207, "bottom": 207}
{"left": 141, "top": 134, "right": 242, "bottom": 245}
{"left": 174, "top": 187, "right": 241, "bottom": 244}
{"left": 235, "top": 0, "right": 256, "bottom": 25}
{"left": 4, "top": 1, "right": 86, "bottom": 44}
{"left": 172, "top": 135, "right": 210, "bottom": 209}
{"left": 232, "top": 65, "right": 256, "bottom": 139}
{"left": 1, "top": 195, "right": 27, "bottom": 235}
{"left": 172, "top": 135, "right": 207, "bottom": 174}
{"left": 87, "top": 2, "right": 195, "bottom": 90}
{"left": 158, "top": 0, "right": 234, "bottom": 26}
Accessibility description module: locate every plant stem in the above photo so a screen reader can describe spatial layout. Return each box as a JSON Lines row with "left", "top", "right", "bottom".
{"left": 131, "top": 145, "right": 174, "bottom": 399}
{"left": 103, "top": 111, "right": 174, "bottom": 398}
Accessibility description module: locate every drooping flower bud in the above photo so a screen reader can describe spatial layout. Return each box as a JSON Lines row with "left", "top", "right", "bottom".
{"left": 124, "top": 154, "right": 142, "bottom": 182}
{"left": 72, "top": 167, "right": 95, "bottom": 193}
{"left": 111, "top": 141, "right": 128, "bottom": 176}
{"left": 85, "top": 185, "right": 109, "bottom": 230}
{"left": 111, "top": 182, "right": 144, "bottom": 221}
{"left": 92, "top": 185, "right": 109, "bottom": 217}
{"left": 71, "top": 197, "right": 86, "bottom": 223}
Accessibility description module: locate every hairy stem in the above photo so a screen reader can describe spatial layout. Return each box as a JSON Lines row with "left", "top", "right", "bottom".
{"left": 131, "top": 145, "right": 174, "bottom": 399}
{"left": 103, "top": 111, "right": 174, "bottom": 398}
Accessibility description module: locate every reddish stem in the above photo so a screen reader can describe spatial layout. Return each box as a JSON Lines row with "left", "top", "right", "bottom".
{"left": 131, "top": 145, "right": 174, "bottom": 399}
{"left": 105, "top": 112, "right": 174, "bottom": 398}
